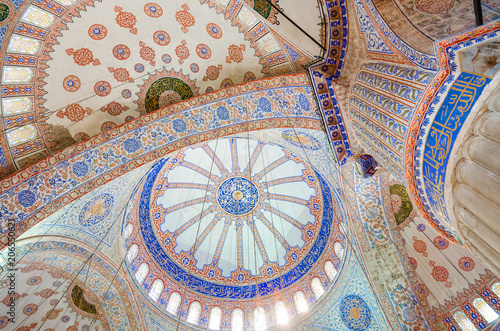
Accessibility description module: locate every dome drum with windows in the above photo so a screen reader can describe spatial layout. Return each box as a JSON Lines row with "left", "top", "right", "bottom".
{"left": 123, "top": 138, "right": 346, "bottom": 328}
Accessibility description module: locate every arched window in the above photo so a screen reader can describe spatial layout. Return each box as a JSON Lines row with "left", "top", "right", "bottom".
{"left": 6, "top": 125, "right": 37, "bottom": 146}
{"left": 53, "top": 0, "right": 77, "bottom": 5}
{"left": 324, "top": 260, "right": 337, "bottom": 282}
{"left": 275, "top": 300, "right": 289, "bottom": 325}
{"left": 124, "top": 224, "right": 133, "bottom": 238}
{"left": 253, "top": 306, "right": 267, "bottom": 330}
{"left": 166, "top": 292, "right": 181, "bottom": 315}
{"left": 473, "top": 297, "right": 499, "bottom": 323}
{"left": 187, "top": 301, "right": 201, "bottom": 324}
{"left": 453, "top": 311, "right": 479, "bottom": 331}
{"left": 21, "top": 6, "right": 55, "bottom": 28}
{"left": 492, "top": 282, "right": 500, "bottom": 298}
{"left": 294, "top": 291, "right": 308, "bottom": 313}
{"left": 311, "top": 277, "right": 325, "bottom": 300}
{"left": 231, "top": 309, "right": 244, "bottom": 331}
{"left": 208, "top": 307, "right": 222, "bottom": 330}
{"left": 334, "top": 242, "right": 344, "bottom": 259}
{"left": 127, "top": 244, "right": 138, "bottom": 263}
{"left": 3, "top": 67, "right": 34, "bottom": 84}
{"left": 7, "top": 35, "right": 41, "bottom": 55}
{"left": 237, "top": 7, "right": 258, "bottom": 28}
{"left": 134, "top": 263, "right": 148, "bottom": 284}
{"left": 2, "top": 97, "right": 32, "bottom": 116}
{"left": 259, "top": 34, "right": 279, "bottom": 54}
{"left": 148, "top": 279, "right": 163, "bottom": 302}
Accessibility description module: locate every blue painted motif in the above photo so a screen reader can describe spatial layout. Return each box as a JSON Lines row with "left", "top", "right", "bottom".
{"left": 138, "top": 158, "right": 335, "bottom": 299}
{"left": 340, "top": 295, "right": 372, "bottom": 330}
{"left": 72, "top": 161, "right": 89, "bottom": 177}
{"left": 124, "top": 138, "right": 141, "bottom": 153}
{"left": 18, "top": 190, "right": 36, "bottom": 208}
{"left": 217, "top": 177, "right": 258, "bottom": 215}
{"left": 257, "top": 97, "right": 271, "bottom": 113}
{"left": 297, "top": 93, "right": 310, "bottom": 112}
{"left": 422, "top": 72, "right": 491, "bottom": 228}
{"left": 283, "top": 43, "right": 300, "bottom": 62}
{"left": 354, "top": 0, "right": 392, "bottom": 54}
{"left": 78, "top": 193, "right": 114, "bottom": 226}
{"left": 172, "top": 119, "right": 187, "bottom": 132}
{"left": 216, "top": 106, "right": 230, "bottom": 120}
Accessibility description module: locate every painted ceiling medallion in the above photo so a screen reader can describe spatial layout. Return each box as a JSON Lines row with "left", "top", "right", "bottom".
{"left": 136, "top": 68, "right": 199, "bottom": 114}
{"left": 125, "top": 138, "right": 335, "bottom": 299}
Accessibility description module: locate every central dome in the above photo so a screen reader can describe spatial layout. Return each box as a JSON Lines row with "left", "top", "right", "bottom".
{"left": 125, "top": 137, "right": 337, "bottom": 300}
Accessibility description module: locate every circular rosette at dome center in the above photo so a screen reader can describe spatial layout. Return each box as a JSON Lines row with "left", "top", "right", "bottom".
{"left": 124, "top": 138, "right": 342, "bottom": 300}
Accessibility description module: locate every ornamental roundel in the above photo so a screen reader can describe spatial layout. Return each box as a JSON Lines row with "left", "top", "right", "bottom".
{"left": 139, "top": 41, "right": 155, "bottom": 66}
{"left": 144, "top": 3, "right": 163, "bottom": 18}
{"left": 162, "top": 54, "right": 172, "bottom": 64}
{"left": 112, "top": 44, "right": 131, "bottom": 60}
{"left": 108, "top": 67, "right": 134, "bottom": 83}
{"left": 63, "top": 75, "right": 81, "bottom": 92}
{"left": 114, "top": 6, "right": 137, "bottom": 34}
{"left": 101, "top": 121, "right": 117, "bottom": 133}
{"left": 409, "top": 257, "right": 417, "bottom": 270}
{"left": 175, "top": 4, "right": 195, "bottom": 33}
{"left": 56, "top": 103, "right": 92, "bottom": 122}
{"left": 134, "top": 63, "right": 145, "bottom": 73}
{"left": 88, "top": 24, "right": 107, "bottom": 40}
{"left": 94, "top": 81, "right": 111, "bottom": 97}
{"left": 153, "top": 30, "right": 170, "bottom": 46}
{"left": 78, "top": 193, "right": 114, "bottom": 227}
{"left": 0, "top": 1, "right": 15, "bottom": 27}
{"left": 23, "top": 303, "right": 38, "bottom": 316}
{"left": 125, "top": 138, "right": 334, "bottom": 298}
{"left": 190, "top": 63, "right": 199, "bottom": 73}
{"left": 196, "top": 44, "right": 212, "bottom": 60}
{"left": 243, "top": 71, "right": 256, "bottom": 82}
{"left": 26, "top": 276, "right": 42, "bottom": 286}
{"left": 226, "top": 44, "right": 245, "bottom": 63}
{"left": 66, "top": 48, "right": 100, "bottom": 66}
{"left": 339, "top": 295, "right": 372, "bottom": 330}
{"left": 459, "top": 257, "right": 475, "bottom": 271}
{"left": 433, "top": 236, "right": 449, "bottom": 250}
{"left": 175, "top": 39, "right": 189, "bottom": 64}
{"left": 100, "top": 101, "right": 129, "bottom": 116}
{"left": 121, "top": 89, "right": 132, "bottom": 99}
{"left": 220, "top": 78, "right": 233, "bottom": 88}
{"left": 206, "top": 23, "right": 222, "bottom": 39}
{"left": 203, "top": 64, "right": 222, "bottom": 81}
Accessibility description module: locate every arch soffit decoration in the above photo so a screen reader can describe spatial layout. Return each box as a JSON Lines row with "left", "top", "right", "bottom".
{"left": 0, "top": 74, "right": 323, "bottom": 248}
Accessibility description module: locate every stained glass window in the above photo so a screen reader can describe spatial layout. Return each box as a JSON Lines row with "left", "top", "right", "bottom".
{"left": 2, "top": 97, "right": 32, "bottom": 116}
{"left": 492, "top": 283, "right": 500, "bottom": 298}
{"left": 187, "top": 301, "right": 201, "bottom": 324}
{"left": 214, "top": 0, "right": 229, "bottom": 6}
{"left": 52, "top": 0, "right": 77, "bottom": 5}
{"left": 166, "top": 292, "right": 181, "bottom": 315}
{"left": 21, "top": 6, "right": 55, "bottom": 28}
{"left": 238, "top": 7, "right": 258, "bottom": 28}
{"left": 148, "top": 280, "right": 163, "bottom": 302}
{"left": 231, "top": 309, "right": 244, "bottom": 331}
{"left": 259, "top": 34, "right": 279, "bottom": 54}
{"left": 324, "top": 260, "right": 337, "bottom": 282}
{"left": 209, "top": 307, "right": 222, "bottom": 330}
{"left": 453, "top": 311, "right": 479, "bottom": 331}
{"left": 6, "top": 125, "right": 37, "bottom": 146}
{"left": 473, "top": 298, "right": 499, "bottom": 323}
{"left": 253, "top": 307, "right": 267, "bottom": 330}
{"left": 294, "top": 291, "right": 308, "bottom": 313}
{"left": 124, "top": 224, "right": 133, "bottom": 238}
{"left": 2, "top": 67, "right": 34, "bottom": 84}
{"left": 127, "top": 244, "right": 138, "bottom": 262}
{"left": 311, "top": 277, "right": 325, "bottom": 300}
{"left": 334, "top": 242, "right": 344, "bottom": 259}
{"left": 7, "top": 35, "right": 41, "bottom": 55}
{"left": 275, "top": 300, "right": 289, "bottom": 325}
{"left": 134, "top": 263, "right": 148, "bottom": 284}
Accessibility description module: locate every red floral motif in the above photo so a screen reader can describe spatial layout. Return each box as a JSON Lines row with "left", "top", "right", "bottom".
{"left": 429, "top": 261, "right": 452, "bottom": 287}
{"left": 34, "top": 288, "right": 58, "bottom": 298}
{"left": 101, "top": 121, "right": 117, "bottom": 133}
{"left": 108, "top": 67, "right": 134, "bottom": 83}
{"left": 196, "top": 44, "right": 212, "bottom": 60}
{"left": 433, "top": 236, "right": 449, "bottom": 250}
{"left": 226, "top": 44, "right": 245, "bottom": 63}
{"left": 415, "top": 0, "right": 454, "bottom": 14}
{"left": 66, "top": 48, "right": 100, "bottom": 66}
{"left": 23, "top": 303, "right": 38, "bottom": 315}
{"left": 74, "top": 132, "right": 90, "bottom": 142}
{"left": 139, "top": 41, "right": 155, "bottom": 66}
{"left": 415, "top": 282, "right": 430, "bottom": 297}
{"left": 15, "top": 323, "right": 36, "bottom": 331}
{"left": 144, "top": 3, "right": 163, "bottom": 18}
{"left": 112, "top": 44, "right": 130, "bottom": 60}
{"left": 412, "top": 236, "right": 428, "bottom": 257}
{"left": 0, "top": 316, "right": 9, "bottom": 329}
{"left": 1, "top": 293, "right": 27, "bottom": 306}
{"left": 63, "top": 75, "right": 80, "bottom": 92}
{"left": 26, "top": 276, "right": 42, "bottom": 285}
{"left": 153, "top": 30, "right": 170, "bottom": 46}
{"left": 206, "top": 23, "right": 222, "bottom": 39}
{"left": 94, "top": 81, "right": 111, "bottom": 97}
{"left": 114, "top": 6, "right": 137, "bottom": 34}
{"left": 243, "top": 71, "right": 256, "bottom": 82}
{"left": 100, "top": 101, "right": 129, "bottom": 116}
{"left": 20, "top": 265, "right": 43, "bottom": 273}
{"left": 56, "top": 104, "right": 92, "bottom": 122}
{"left": 458, "top": 256, "right": 475, "bottom": 271}
{"left": 175, "top": 4, "right": 195, "bottom": 33}
{"left": 88, "top": 24, "right": 107, "bottom": 40}
{"left": 220, "top": 78, "right": 233, "bottom": 88}
{"left": 175, "top": 39, "right": 190, "bottom": 64}
{"left": 409, "top": 257, "right": 417, "bottom": 270}
{"left": 203, "top": 64, "right": 223, "bottom": 81}
{"left": 42, "top": 308, "right": 63, "bottom": 321}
